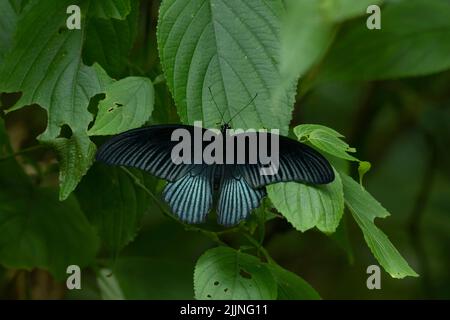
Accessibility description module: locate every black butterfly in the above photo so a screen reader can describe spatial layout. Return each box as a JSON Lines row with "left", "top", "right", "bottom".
{"left": 96, "top": 123, "right": 334, "bottom": 226}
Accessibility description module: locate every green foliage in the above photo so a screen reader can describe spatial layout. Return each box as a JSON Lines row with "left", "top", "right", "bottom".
{"left": 342, "top": 174, "right": 418, "bottom": 278}
{"left": 3, "top": 0, "right": 450, "bottom": 300}
{"left": 267, "top": 169, "right": 344, "bottom": 233}
{"left": 88, "top": 77, "right": 155, "bottom": 135}
{"left": 157, "top": 0, "right": 295, "bottom": 134}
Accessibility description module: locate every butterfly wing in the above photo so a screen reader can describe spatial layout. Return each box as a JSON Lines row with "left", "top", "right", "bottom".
{"left": 235, "top": 133, "right": 334, "bottom": 188}
{"left": 163, "top": 165, "right": 215, "bottom": 224}
{"left": 96, "top": 124, "right": 202, "bottom": 182}
{"left": 217, "top": 165, "right": 266, "bottom": 226}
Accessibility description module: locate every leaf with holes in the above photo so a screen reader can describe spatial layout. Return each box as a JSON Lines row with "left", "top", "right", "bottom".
{"left": 194, "top": 246, "right": 277, "bottom": 300}
{"left": 157, "top": 0, "right": 295, "bottom": 134}
{"left": 267, "top": 168, "right": 344, "bottom": 233}
{"left": 342, "top": 173, "right": 418, "bottom": 278}
{"left": 88, "top": 77, "right": 155, "bottom": 136}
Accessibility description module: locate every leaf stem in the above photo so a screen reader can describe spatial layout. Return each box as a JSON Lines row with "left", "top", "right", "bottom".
{"left": 243, "top": 232, "right": 275, "bottom": 264}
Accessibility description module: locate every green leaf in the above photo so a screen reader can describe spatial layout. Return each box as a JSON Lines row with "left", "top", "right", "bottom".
{"left": 157, "top": 0, "right": 295, "bottom": 134}
{"left": 90, "top": 0, "right": 131, "bottom": 20}
{"left": 294, "top": 124, "right": 359, "bottom": 161}
{"left": 280, "top": 0, "right": 335, "bottom": 82}
{"left": 268, "top": 264, "right": 320, "bottom": 300}
{"left": 321, "top": 0, "right": 384, "bottom": 23}
{"left": 0, "top": 0, "right": 110, "bottom": 199}
{"left": 341, "top": 173, "right": 418, "bottom": 278}
{"left": 0, "top": 187, "right": 99, "bottom": 279}
{"left": 194, "top": 246, "right": 277, "bottom": 300}
{"left": 84, "top": 1, "right": 138, "bottom": 78}
{"left": 76, "top": 165, "right": 149, "bottom": 257}
{"left": 88, "top": 77, "right": 155, "bottom": 136}
{"left": 267, "top": 168, "right": 344, "bottom": 233}
{"left": 0, "top": 0, "right": 19, "bottom": 64}
{"left": 97, "top": 268, "right": 125, "bottom": 300}
{"left": 49, "top": 132, "right": 97, "bottom": 201}
{"left": 317, "top": 0, "right": 450, "bottom": 82}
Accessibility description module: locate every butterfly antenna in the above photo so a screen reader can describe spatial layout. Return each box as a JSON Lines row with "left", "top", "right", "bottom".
{"left": 208, "top": 86, "right": 224, "bottom": 124}
{"left": 227, "top": 93, "right": 258, "bottom": 124}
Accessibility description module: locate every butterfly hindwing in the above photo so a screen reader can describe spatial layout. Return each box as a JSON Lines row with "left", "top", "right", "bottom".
{"left": 96, "top": 125, "right": 201, "bottom": 182}
{"left": 217, "top": 165, "right": 266, "bottom": 226}
{"left": 163, "top": 165, "right": 215, "bottom": 224}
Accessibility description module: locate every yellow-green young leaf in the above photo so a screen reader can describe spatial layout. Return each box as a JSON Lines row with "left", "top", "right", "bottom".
{"left": 90, "top": 0, "right": 131, "bottom": 20}
{"left": 341, "top": 173, "right": 418, "bottom": 278}
{"left": 88, "top": 77, "right": 155, "bottom": 136}
{"left": 97, "top": 269, "right": 125, "bottom": 300}
{"left": 267, "top": 264, "right": 321, "bottom": 300}
{"left": 267, "top": 168, "right": 344, "bottom": 233}
{"left": 194, "top": 247, "right": 277, "bottom": 300}
{"left": 157, "top": 0, "right": 295, "bottom": 134}
{"left": 317, "top": 0, "right": 450, "bottom": 82}
{"left": 76, "top": 165, "right": 150, "bottom": 257}
{"left": 49, "top": 132, "right": 97, "bottom": 201}
{"left": 294, "top": 124, "right": 359, "bottom": 161}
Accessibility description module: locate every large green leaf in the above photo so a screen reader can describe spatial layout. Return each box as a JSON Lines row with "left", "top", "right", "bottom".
{"left": 0, "top": 0, "right": 19, "bottom": 64}
{"left": 317, "top": 0, "right": 450, "bottom": 82}
{"left": 88, "top": 76, "right": 155, "bottom": 136}
{"left": 157, "top": 0, "right": 295, "bottom": 134}
{"left": 341, "top": 173, "right": 418, "bottom": 278}
{"left": 90, "top": 0, "right": 131, "bottom": 20}
{"left": 267, "top": 169, "right": 344, "bottom": 233}
{"left": 294, "top": 124, "right": 359, "bottom": 161}
{"left": 76, "top": 165, "right": 150, "bottom": 257}
{"left": 84, "top": 1, "right": 138, "bottom": 78}
{"left": 321, "top": 0, "right": 384, "bottom": 22}
{"left": 0, "top": 0, "right": 110, "bottom": 199}
{"left": 194, "top": 246, "right": 277, "bottom": 300}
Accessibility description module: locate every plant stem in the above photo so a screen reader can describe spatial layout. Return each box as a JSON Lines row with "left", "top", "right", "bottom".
{"left": 0, "top": 145, "right": 45, "bottom": 162}
{"left": 243, "top": 232, "right": 275, "bottom": 264}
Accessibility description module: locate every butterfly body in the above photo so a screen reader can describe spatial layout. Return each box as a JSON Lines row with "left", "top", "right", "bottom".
{"left": 96, "top": 124, "right": 334, "bottom": 226}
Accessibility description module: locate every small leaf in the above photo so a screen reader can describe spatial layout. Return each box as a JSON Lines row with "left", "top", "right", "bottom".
{"left": 88, "top": 77, "right": 154, "bottom": 136}
{"left": 341, "top": 173, "right": 418, "bottom": 278}
{"left": 194, "top": 247, "right": 277, "bottom": 300}
{"left": 157, "top": 0, "right": 295, "bottom": 134}
{"left": 84, "top": 2, "right": 138, "bottom": 78}
{"left": 48, "top": 132, "right": 97, "bottom": 201}
{"left": 267, "top": 168, "right": 344, "bottom": 233}
{"left": 358, "top": 161, "right": 372, "bottom": 184}
{"left": 268, "top": 264, "right": 321, "bottom": 300}
{"left": 294, "top": 124, "right": 359, "bottom": 161}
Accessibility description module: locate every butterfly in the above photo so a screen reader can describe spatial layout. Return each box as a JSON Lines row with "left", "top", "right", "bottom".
{"left": 96, "top": 123, "right": 335, "bottom": 226}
